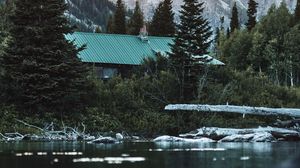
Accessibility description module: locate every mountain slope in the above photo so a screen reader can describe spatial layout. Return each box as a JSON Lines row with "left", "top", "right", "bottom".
{"left": 1, "top": 0, "right": 297, "bottom": 31}
{"left": 65, "top": 0, "right": 116, "bottom": 32}
{"left": 123, "top": 0, "right": 297, "bottom": 28}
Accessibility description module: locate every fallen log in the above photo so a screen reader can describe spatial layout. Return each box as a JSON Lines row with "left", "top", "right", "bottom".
{"left": 165, "top": 104, "right": 300, "bottom": 118}
{"left": 179, "top": 127, "right": 300, "bottom": 141}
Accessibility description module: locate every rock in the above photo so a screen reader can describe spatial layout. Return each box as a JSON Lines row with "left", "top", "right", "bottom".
{"left": 87, "top": 137, "right": 119, "bottom": 144}
{"left": 116, "top": 133, "right": 124, "bottom": 141}
{"left": 153, "top": 135, "right": 215, "bottom": 143}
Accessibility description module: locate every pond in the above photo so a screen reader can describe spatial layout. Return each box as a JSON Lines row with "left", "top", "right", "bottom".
{"left": 0, "top": 141, "right": 300, "bottom": 168}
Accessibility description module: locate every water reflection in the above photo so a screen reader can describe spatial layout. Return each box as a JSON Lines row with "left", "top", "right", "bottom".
{"left": 0, "top": 141, "right": 300, "bottom": 168}
{"left": 72, "top": 157, "right": 146, "bottom": 164}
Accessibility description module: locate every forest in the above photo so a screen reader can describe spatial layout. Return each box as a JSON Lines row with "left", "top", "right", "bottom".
{"left": 0, "top": 0, "right": 300, "bottom": 137}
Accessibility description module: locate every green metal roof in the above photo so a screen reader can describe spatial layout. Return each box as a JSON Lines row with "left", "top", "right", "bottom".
{"left": 65, "top": 32, "right": 173, "bottom": 65}
{"left": 65, "top": 32, "right": 224, "bottom": 66}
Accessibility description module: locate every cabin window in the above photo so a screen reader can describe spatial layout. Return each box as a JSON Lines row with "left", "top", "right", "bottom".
{"left": 95, "top": 67, "right": 118, "bottom": 79}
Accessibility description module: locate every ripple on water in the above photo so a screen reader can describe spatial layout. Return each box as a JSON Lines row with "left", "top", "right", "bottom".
{"left": 73, "top": 157, "right": 146, "bottom": 164}
{"left": 240, "top": 156, "right": 250, "bottom": 161}
{"left": 148, "top": 148, "right": 226, "bottom": 152}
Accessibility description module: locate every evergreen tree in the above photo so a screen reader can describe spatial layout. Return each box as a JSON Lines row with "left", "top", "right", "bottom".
{"left": 226, "top": 27, "right": 230, "bottom": 38}
{"left": 113, "top": 0, "right": 126, "bottom": 34}
{"left": 246, "top": 0, "right": 258, "bottom": 31}
{"left": 295, "top": 0, "right": 300, "bottom": 23}
{"left": 168, "top": 0, "right": 212, "bottom": 101}
{"left": 230, "top": 2, "right": 239, "bottom": 33}
{"left": 215, "top": 27, "right": 220, "bottom": 46}
{"left": 1, "top": 0, "right": 88, "bottom": 115}
{"left": 127, "top": 1, "right": 143, "bottom": 35}
{"left": 149, "top": 2, "right": 163, "bottom": 35}
{"left": 0, "top": 0, "right": 14, "bottom": 100}
{"left": 215, "top": 17, "right": 225, "bottom": 46}
{"left": 149, "top": 0, "right": 175, "bottom": 36}
{"left": 106, "top": 15, "right": 114, "bottom": 33}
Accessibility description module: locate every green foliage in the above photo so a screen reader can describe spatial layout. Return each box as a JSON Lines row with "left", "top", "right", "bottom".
{"left": 113, "top": 0, "right": 126, "bottom": 34}
{"left": 246, "top": 0, "right": 258, "bottom": 31}
{"left": 127, "top": 1, "right": 143, "bottom": 35}
{"left": 200, "top": 67, "right": 300, "bottom": 108}
{"left": 218, "top": 3, "right": 300, "bottom": 87}
{"left": 0, "top": 105, "right": 18, "bottom": 132}
{"left": 149, "top": 0, "right": 175, "bottom": 37}
{"left": 220, "top": 30, "right": 253, "bottom": 70}
{"left": 83, "top": 107, "right": 122, "bottom": 132}
{"left": 168, "top": 0, "right": 212, "bottom": 101}
{"left": 295, "top": 0, "right": 300, "bottom": 24}
{"left": 230, "top": 2, "right": 240, "bottom": 33}
{"left": 70, "top": 66, "right": 179, "bottom": 135}
{"left": 1, "top": 0, "right": 89, "bottom": 115}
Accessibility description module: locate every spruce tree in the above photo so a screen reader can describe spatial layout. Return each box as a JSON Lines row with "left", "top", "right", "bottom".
{"left": 127, "top": 1, "right": 143, "bottom": 35}
{"left": 246, "top": 0, "right": 258, "bottom": 31}
{"left": 2, "top": 0, "right": 88, "bottom": 115}
{"left": 114, "top": 0, "right": 126, "bottom": 34}
{"left": 149, "top": 0, "right": 175, "bottom": 36}
{"left": 149, "top": 2, "right": 163, "bottom": 35}
{"left": 295, "top": 0, "right": 300, "bottom": 23}
{"left": 168, "top": 0, "right": 212, "bottom": 101}
{"left": 230, "top": 2, "right": 239, "bottom": 33}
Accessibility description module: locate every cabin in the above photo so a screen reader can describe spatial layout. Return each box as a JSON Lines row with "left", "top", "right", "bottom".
{"left": 65, "top": 31, "right": 224, "bottom": 79}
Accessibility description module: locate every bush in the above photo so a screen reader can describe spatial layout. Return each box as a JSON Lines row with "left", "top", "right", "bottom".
{"left": 200, "top": 67, "right": 300, "bottom": 108}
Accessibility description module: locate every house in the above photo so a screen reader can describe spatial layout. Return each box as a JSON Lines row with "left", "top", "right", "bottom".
{"left": 65, "top": 32, "right": 224, "bottom": 79}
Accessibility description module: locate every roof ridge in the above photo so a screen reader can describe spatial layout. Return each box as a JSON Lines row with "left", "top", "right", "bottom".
{"left": 72, "top": 31, "right": 174, "bottom": 39}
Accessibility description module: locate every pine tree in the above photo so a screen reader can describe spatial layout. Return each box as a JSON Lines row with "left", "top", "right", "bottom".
{"left": 230, "top": 2, "right": 239, "bottom": 33}
{"left": 295, "top": 0, "right": 300, "bottom": 23}
{"left": 1, "top": 0, "right": 88, "bottom": 115}
{"left": 114, "top": 0, "right": 126, "bottom": 34}
{"left": 149, "top": 0, "right": 175, "bottom": 36}
{"left": 127, "top": 1, "right": 143, "bottom": 35}
{"left": 168, "top": 0, "right": 212, "bottom": 101}
{"left": 149, "top": 2, "right": 163, "bottom": 35}
{"left": 246, "top": 0, "right": 258, "bottom": 31}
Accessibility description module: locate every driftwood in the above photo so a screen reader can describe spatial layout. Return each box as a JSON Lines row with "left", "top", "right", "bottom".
{"left": 165, "top": 104, "right": 300, "bottom": 118}
{"left": 273, "top": 119, "right": 300, "bottom": 128}
{"left": 0, "top": 119, "right": 96, "bottom": 142}
{"left": 0, "top": 132, "right": 24, "bottom": 141}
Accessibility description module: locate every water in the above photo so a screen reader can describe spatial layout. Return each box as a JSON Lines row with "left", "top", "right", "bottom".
{"left": 0, "top": 141, "right": 300, "bottom": 168}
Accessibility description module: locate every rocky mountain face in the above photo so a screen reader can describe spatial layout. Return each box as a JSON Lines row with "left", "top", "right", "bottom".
{"left": 123, "top": 0, "right": 297, "bottom": 29}
{"left": 65, "top": 0, "right": 116, "bottom": 32}
{"left": 1, "top": 0, "right": 297, "bottom": 31}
